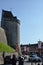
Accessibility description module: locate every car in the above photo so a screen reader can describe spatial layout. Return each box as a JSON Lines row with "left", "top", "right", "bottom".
{"left": 28, "top": 54, "right": 42, "bottom": 62}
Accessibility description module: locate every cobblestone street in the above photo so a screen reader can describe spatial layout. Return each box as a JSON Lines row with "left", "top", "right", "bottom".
{"left": 24, "top": 62, "right": 42, "bottom": 65}
{"left": 16, "top": 62, "right": 42, "bottom": 65}
{"left": 0, "top": 62, "right": 42, "bottom": 65}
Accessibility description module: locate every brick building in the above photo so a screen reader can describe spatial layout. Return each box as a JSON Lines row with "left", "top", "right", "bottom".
{"left": 21, "top": 41, "right": 43, "bottom": 55}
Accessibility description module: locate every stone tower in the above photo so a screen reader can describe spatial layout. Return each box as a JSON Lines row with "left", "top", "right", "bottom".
{"left": 1, "top": 10, "right": 21, "bottom": 55}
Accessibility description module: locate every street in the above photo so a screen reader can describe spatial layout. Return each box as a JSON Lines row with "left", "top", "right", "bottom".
{"left": 24, "top": 62, "right": 42, "bottom": 65}
{"left": 0, "top": 62, "right": 42, "bottom": 65}
{"left": 16, "top": 61, "right": 42, "bottom": 65}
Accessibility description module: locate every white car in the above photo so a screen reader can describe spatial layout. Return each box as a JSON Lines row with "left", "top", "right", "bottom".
{"left": 29, "top": 54, "right": 42, "bottom": 62}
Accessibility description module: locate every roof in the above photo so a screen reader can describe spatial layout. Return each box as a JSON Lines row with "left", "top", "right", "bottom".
{"left": 2, "top": 10, "right": 13, "bottom": 18}
{"left": 21, "top": 43, "right": 37, "bottom": 46}
{"left": 2, "top": 10, "right": 20, "bottom": 24}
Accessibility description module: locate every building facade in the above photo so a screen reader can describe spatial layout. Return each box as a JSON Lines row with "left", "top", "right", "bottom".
{"left": 21, "top": 41, "right": 43, "bottom": 55}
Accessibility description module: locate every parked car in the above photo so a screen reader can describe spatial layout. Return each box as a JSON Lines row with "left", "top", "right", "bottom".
{"left": 28, "top": 54, "right": 42, "bottom": 62}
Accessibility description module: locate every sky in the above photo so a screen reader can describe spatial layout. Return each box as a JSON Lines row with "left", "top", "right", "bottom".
{"left": 0, "top": 0, "right": 43, "bottom": 44}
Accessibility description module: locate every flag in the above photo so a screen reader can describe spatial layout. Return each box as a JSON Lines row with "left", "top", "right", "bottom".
{"left": 38, "top": 41, "right": 42, "bottom": 49}
{"left": 24, "top": 46, "right": 26, "bottom": 51}
{"left": 15, "top": 43, "right": 19, "bottom": 52}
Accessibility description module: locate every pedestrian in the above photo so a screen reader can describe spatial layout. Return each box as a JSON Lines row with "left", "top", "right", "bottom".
{"left": 12, "top": 55, "right": 17, "bottom": 65}
{"left": 2, "top": 52, "right": 5, "bottom": 64}
{"left": 18, "top": 56, "right": 24, "bottom": 65}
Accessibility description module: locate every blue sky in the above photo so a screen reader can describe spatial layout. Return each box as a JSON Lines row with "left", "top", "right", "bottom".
{"left": 0, "top": 0, "right": 43, "bottom": 44}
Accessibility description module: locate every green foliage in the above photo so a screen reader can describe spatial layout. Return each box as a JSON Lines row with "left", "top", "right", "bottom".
{"left": 0, "top": 42, "right": 15, "bottom": 52}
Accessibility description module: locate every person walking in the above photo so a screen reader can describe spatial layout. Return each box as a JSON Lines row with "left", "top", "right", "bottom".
{"left": 18, "top": 56, "right": 24, "bottom": 65}
{"left": 2, "top": 52, "right": 5, "bottom": 64}
{"left": 12, "top": 55, "right": 17, "bottom": 65}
